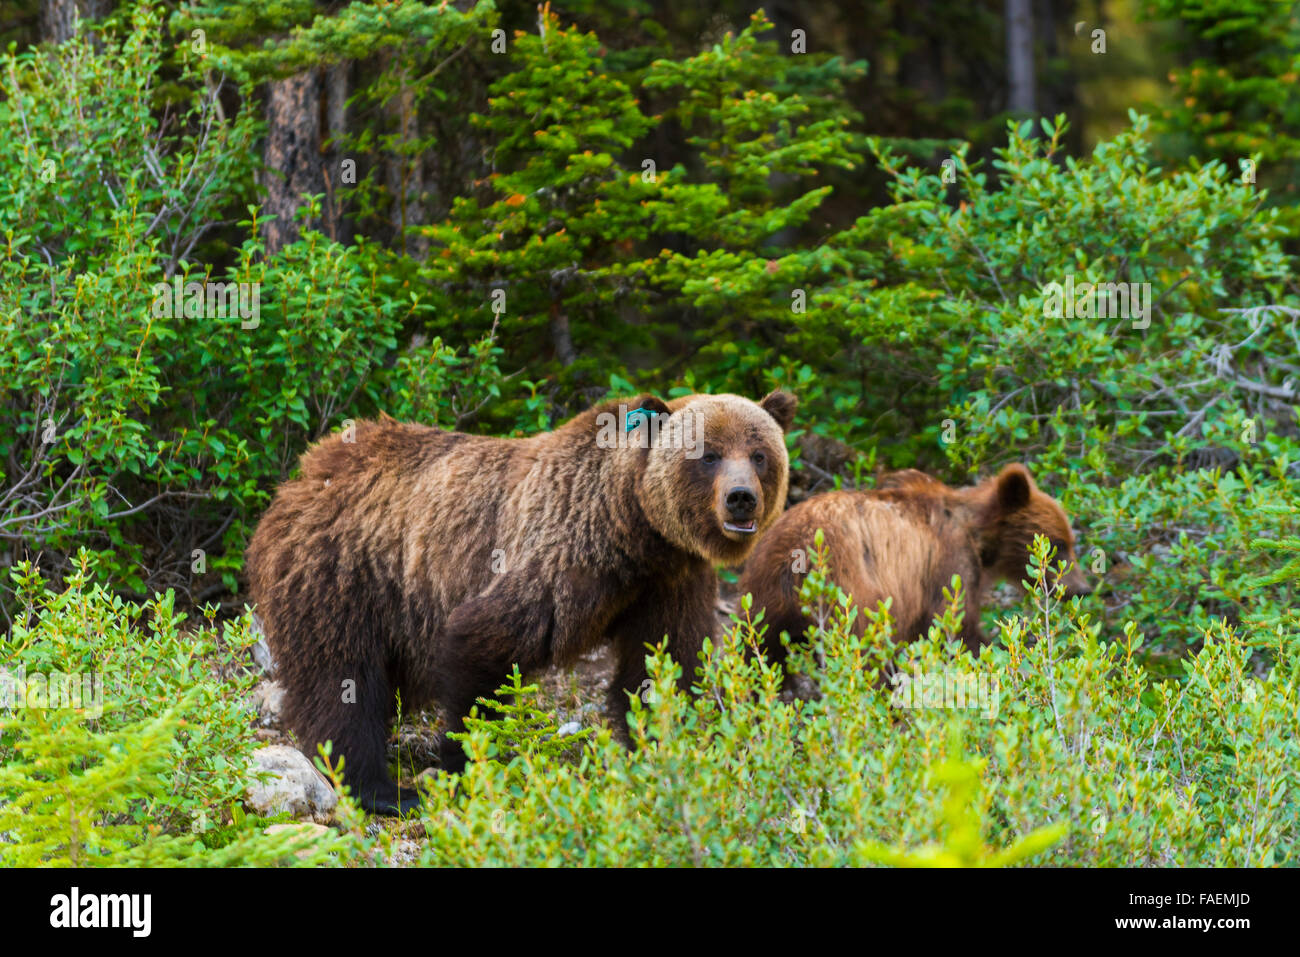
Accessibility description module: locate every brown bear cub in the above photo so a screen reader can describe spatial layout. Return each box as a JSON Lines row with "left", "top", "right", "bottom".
{"left": 246, "top": 390, "right": 796, "bottom": 814}
{"left": 736, "top": 464, "right": 1090, "bottom": 675}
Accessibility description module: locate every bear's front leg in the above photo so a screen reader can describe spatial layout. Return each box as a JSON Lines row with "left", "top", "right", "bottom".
{"left": 431, "top": 589, "right": 556, "bottom": 774}
{"left": 431, "top": 566, "right": 624, "bottom": 773}
{"left": 607, "top": 567, "right": 718, "bottom": 744}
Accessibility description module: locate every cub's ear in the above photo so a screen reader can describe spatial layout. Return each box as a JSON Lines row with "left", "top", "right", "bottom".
{"left": 759, "top": 390, "right": 797, "bottom": 432}
{"left": 994, "top": 463, "right": 1033, "bottom": 511}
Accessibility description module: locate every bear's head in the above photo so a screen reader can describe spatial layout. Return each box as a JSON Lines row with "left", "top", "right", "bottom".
{"left": 974, "top": 464, "right": 1091, "bottom": 598}
{"left": 636, "top": 391, "right": 796, "bottom": 566}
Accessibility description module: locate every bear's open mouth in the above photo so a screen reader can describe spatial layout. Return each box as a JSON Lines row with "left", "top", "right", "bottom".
{"left": 723, "top": 519, "right": 758, "bottom": 534}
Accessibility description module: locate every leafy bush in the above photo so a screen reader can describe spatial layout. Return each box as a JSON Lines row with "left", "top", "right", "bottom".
{"left": 0, "top": 552, "right": 369, "bottom": 865}
{"left": 1059, "top": 462, "right": 1299, "bottom": 667}
{"left": 410, "top": 538, "right": 1298, "bottom": 866}
{"left": 0, "top": 7, "right": 523, "bottom": 606}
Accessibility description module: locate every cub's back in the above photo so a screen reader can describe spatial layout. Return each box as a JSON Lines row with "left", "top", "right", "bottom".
{"left": 740, "top": 489, "right": 943, "bottom": 634}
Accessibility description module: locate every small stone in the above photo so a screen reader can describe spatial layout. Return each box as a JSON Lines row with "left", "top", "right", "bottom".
{"left": 556, "top": 721, "right": 582, "bottom": 737}
{"left": 415, "top": 767, "right": 440, "bottom": 789}
{"left": 264, "top": 822, "right": 331, "bottom": 860}
{"left": 391, "top": 839, "right": 420, "bottom": 865}
{"left": 252, "top": 680, "right": 285, "bottom": 727}
{"left": 250, "top": 616, "right": 276, "bottom": 674}
{"left": 266, "top": 822, "right": 330, "bottom": 838}
{"left": 245, "top": 745, "right": 337, "bottom": 822}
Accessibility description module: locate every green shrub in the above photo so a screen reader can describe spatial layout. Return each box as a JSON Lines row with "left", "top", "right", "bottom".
{"left": 0, "top": 552, "right": 370, "bottom": 865}
{"left": 0, "top": 6, "right": 523, "bottom": 604}
{"left": 1056, "top": 461, "right": 1299, "bottom": 666}
{"left": 410, "top": 537, "right": 1298, "bottom": 866}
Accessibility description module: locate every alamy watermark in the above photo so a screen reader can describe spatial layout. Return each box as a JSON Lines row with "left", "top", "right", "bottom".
{"left": 890, "top": 667, "right": 1000, "bottom": 720}
{"left": 595, "top": 404, "right": 703, "bottom": 457}
{"left": 1042, "top": 274, "right": 1151, "bottom": 329}
{"left": 151, "top": 277, "right": 261, "bottom": 329}
{"left": 1, "top": 665, "right": 104, "bottom": 720}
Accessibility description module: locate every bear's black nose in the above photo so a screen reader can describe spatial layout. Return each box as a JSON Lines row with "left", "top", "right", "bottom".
{"left": 725, "top": 486, "right": 758, "bottom": 519}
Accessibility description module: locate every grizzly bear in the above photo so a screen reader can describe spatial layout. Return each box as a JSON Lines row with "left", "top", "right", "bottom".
{"left": 736, "top": 464, "right": 1090, "bottom": 675}
{"left": 245, "top": 390, "right": 796, "bottom": 814}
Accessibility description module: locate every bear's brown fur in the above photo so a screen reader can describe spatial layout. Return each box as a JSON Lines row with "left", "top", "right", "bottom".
{"left": 736, "top": 464, "right": 1089, "bottom": 674}
{"left": 245, "top": 390, "right": 795, "bottom": 814}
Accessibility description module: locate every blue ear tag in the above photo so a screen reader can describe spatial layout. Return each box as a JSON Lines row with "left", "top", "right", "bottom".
{"left": 626, "top": 406, "right": 657, "bottom": 432}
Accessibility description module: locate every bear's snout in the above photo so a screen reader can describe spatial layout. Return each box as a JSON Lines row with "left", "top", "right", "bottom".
{"left": 1061, "top": 568, "right": 1092, "bottom": 598}
{"left": 1051, "top": 562, "right": 1092, "bottom": 599}
{"left": 725, "top": 486, "right": 758, "bottom": 518}
{"left": 721, "top": 485, "right": 760, "bottom": 535}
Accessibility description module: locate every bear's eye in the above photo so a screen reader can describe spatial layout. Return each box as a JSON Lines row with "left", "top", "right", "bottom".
{"left": 701, "top": 451, "right": 720, "bottom": 467}
{"left": 751, "top": 451, "right": 766, "bottom": 467}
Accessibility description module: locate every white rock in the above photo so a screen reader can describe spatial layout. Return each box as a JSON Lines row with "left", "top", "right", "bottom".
{"left": 416, "top": 767, "right": 440, "bottom": 789}
{"left": 264, "top": 822, "right": 332, "bottom": 861}
{"left": 391, "top": 839, "right": 420, "bottom": 865}
{"left": 556, "top": 721, "right": 582, "bottom": 737}
{"left": 265, "top": 822, "right": 330, "bottom": 839}
{"left": 250, "top": 615, "right": 276, "bottom": 674}
{"left": 252, "top": 680, "right": 284, "bottom": 727}
{"left": 245, "top": 745, "right": 337, "bottom": 822}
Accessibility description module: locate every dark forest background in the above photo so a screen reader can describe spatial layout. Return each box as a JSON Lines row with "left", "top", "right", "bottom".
{"left": 0, "top": 0, "right": 1296, "bottom": 647}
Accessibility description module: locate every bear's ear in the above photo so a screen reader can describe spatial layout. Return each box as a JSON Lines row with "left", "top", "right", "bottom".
{"left": 759, "top": 390, "right": 797, "bottom": 432}
{"left": 630, "top": 394, "right": 672, "bottom": 419}
{"left": 994, "top": 463, "right": 1033, "bottom": 511}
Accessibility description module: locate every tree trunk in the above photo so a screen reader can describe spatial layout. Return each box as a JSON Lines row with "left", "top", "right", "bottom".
{"left": 40, "top": 0, "right": 109, "bottom": 44}
{"left": 898, "top": 0, "right": 944, "bottom": 103}
{"left": 262, "top": 70, "right": 324, "bottom": 254}
{"left": 1036, "top": 0, "right": 1082, "bottom": 148}
{"left": 1005, "top": 0, "right": 1036, "bottom": 114}
{"left": 382, "top": 53, "right": 426, "bottom": 257}
{"left": 550, "top": 301, "right": 577, "bottom": 367}
{"left": 322, "top": 60, "right": 351, "bottom": 244}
